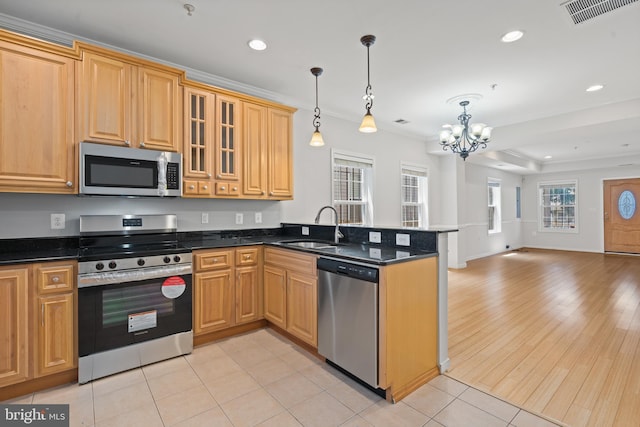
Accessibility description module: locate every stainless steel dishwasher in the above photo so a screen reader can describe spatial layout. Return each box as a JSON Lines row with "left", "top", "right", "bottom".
{"left": 317, "top": 257, "right": 379, "bottom": 389}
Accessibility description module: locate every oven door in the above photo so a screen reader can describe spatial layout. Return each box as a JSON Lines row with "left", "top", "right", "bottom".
{"left": 78, "top": 266, "right": 192, "bottom": 357}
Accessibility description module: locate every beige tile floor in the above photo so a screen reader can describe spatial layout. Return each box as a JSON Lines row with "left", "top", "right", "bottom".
{"left": 4, "top": 328, "right": 565, "bottom": 427}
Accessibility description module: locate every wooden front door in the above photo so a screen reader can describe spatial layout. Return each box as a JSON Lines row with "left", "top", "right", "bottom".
{"left": 604, "top": 178, "right": 640, "bottom": 253}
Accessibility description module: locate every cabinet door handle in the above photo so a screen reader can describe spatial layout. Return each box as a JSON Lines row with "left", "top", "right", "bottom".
{"left": 41, "top": 303, "right": 44, "bottom": 326}
{"left": 261, "top": 191, "right": 265, "bottom": 195}
{"left": 202, "top": 185, "right": 208, "bottom": 190}
{"left": 124, "top": 140, "right": 131, "bottom": 146}
{"left": 269, "top": 191, "right": 274, "bottom": 196}
{"left": 243, "top": 255, "right": 251, "bottom": 260}
{"left": 140, "top": 142, "right": 146, "bottom": 148}
{"left": 220, "top": 186, "right": 226, "bottom": 191}
{"left": 66, "top": 181, "right": 73, "bottom": 187}
{"left": 207, "top": 173, "right": 212, "bottom": 178}
{"left": 189, "top": 185, "right": 195, "bottom": 190}
{"left": 233, "top": 187, "right": 238, "bottom": 191}
{"left": 52, "top": 276, "right": 60, "bottom": 283}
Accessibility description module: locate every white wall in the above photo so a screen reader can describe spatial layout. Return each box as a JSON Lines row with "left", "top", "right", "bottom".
{"left": 280, "top": 109, "right": 442, "bottom": 227}
{"left": 521, "top": 165, "right": 640, "bottom": 252}
{"left": 0, "top": 193, "right": 283, "bottom": 238}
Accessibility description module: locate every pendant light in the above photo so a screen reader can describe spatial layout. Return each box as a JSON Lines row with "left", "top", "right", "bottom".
{"left": 359, "top": 35, "right": 377, "bottom": 133}
{"left": 309, "top": 67, "right": 325, "bottom": 147}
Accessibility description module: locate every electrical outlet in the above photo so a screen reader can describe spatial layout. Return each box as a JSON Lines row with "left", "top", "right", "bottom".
{"left": 255, "top": 212, "right": 262, "bottom": 224}
{"left": 396, "top": 233, "right": 410, "bottom": 246}
{"left": 201, "top": 213, "right": 209, "bottom": 224}
{"left": 235, "top": 213, "right": 243, "bottom": 225}
{"left": 302, "top": 226, "right": 310, "bottom": 236}
{"left": 50, "top": 213, "right": 65, "bottom": 230}
{"left": 369, "top": 231, "right": 381, "bottom": 243}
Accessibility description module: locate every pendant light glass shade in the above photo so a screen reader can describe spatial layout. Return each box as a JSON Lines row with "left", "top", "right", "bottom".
{"left": 309, "top": 67, "right": 325, "bottom": 147}
{"left": 310, "top": 130, "right": 324, "bottom": 146}
{"left": 359, "top": 35, "right": 377, "bottom": 133}
{"left": 359, "top": 110, "right": 377, "bottom": 133}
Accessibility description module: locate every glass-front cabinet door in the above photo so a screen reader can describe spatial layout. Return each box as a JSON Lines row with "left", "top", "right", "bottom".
{"left": 183, "top": 87, "right": 213, "bottom": 197}
{"left": 215, "top": 94, "right": 241, "bottom": 196}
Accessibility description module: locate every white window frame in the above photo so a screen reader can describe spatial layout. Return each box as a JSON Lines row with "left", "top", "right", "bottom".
{"left": 488, "top": 178, "right": 502, "bottom": 234}
{"left": 331, "top": 149, "right": 374, "bottom": 225}
{"left": 400, "top": 163, "right": 428, "bottom": 228}
{"left": 538, "top": 180, "right": 578, "bottom": 233}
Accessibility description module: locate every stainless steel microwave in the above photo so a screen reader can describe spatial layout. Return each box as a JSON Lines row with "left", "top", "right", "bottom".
{"left": 79, "top": 142, "right": 181, "bottom": 197}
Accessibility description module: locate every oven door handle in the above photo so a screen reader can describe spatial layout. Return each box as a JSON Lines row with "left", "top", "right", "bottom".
{"left": 78, "top": 264, "right": 192, "bottom": 288}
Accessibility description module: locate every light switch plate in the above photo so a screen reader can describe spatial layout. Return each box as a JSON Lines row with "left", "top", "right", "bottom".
{"left": 369, "top": 231, "right": 381, "bottom": 243}
{"left": 396, "top": 233, "right": 410, "bottom": 246}
{"left": 235, "top": 213, "right": 243, "bottom": 225}
{"left": 201, "top": 213, "right": 209, "bottom": 224}
{"left": 302, "top": 226, "right": 310, "bottom": 236}
{"left": 255, "top": 212, "right": 262, "bottom": 224}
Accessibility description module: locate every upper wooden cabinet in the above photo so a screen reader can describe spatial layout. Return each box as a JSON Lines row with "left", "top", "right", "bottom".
{"left": 0, "top": 36, "right": 77, "bottom": 194}
{"left": 182, "top": 86, "right": 243, "bottom": 198}
{"left": 77, "top": 48, "right": 181, "bottom": 152}
{"left": 243, "top": 103, "right": 293, "bottom": 200}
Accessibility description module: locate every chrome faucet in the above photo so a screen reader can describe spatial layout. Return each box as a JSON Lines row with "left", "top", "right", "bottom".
{"left": 314, "top": 205, "right": 344, "bottom": 243}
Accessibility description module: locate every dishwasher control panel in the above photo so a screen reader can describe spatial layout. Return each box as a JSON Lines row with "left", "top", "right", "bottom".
{"left": 317, "top": 257, "right": 379, "bottom": 283}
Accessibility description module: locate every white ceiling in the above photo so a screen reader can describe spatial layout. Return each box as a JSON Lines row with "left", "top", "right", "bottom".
{"left": 1, "top": 0, "right": 639, "bottom": 173}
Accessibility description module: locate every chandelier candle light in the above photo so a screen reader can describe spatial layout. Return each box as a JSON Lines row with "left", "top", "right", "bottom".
{"left": 309, "top": 67, "right": 325, "bottom": 147}
{"left": 359, "top": 35, "right": 377, "bottom": 133}
{"left": 439, "top": 100, "right": 492, "bottom": 160}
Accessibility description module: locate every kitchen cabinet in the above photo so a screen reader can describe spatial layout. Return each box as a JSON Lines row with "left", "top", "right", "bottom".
{"left": 378, "top": 256, "right": 438, "bottom": 402}
{"left": 183, "top": 86, "right": 214, "bottom": 197}
{"left": 0, "top": 261, "right": 76, "bottom": 394}
{"left": 214, "top": 94, "right": 241, "bottom": 196}
{"left": 33, "top": 262, "right": 76, "bottom": 377}
{"left": 77, "top": 47, "right": 182, "bottom": 152}
{"left": 182, "top": 86, "right": 242, "bottom": 198}
{"left": 193, "top": 247, "right": 262, "bottom": 336}
{"left": 263, "top": 248, "right": 317, "bottom": 346}
{"left": 0, "top": 33, "right": 77, "bottom": 194}
{"left": 242, "top": 103, "right": 293, "bottom": 200}
{"left": 0, "top": 266, "right": 29, "bottom": 388}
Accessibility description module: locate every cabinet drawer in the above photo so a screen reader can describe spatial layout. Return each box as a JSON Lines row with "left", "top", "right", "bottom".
{"left": 264, "top": 248, "right": 316, "bottom": 276}
{"left": 195, "top": 250, "right": 233, "bottom": 271}
{"left": 215, "top": 181, "right": 240, "bottom": 196}
{"left": 35, "top": 263, "right": 74, "bottom": 294}
{"left": 236, "top": 247, "right": 259, "bottom": 266}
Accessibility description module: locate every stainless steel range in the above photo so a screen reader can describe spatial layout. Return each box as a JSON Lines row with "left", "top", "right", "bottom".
{"left": 77, "top": 214, "right": 193, "bottom": 384}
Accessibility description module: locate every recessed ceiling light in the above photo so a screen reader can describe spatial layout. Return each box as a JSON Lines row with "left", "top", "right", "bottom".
{"left": 586, "top": 84, "right": 604, "bottom": 92}
{"left": 501, "top": 30, "right": 524, "bottom": 43}
{"left": 544, "top": 155, "right": 552, "bottom": 159}
{"left": 248, "top": 39, "right": 267, "bottom": 51}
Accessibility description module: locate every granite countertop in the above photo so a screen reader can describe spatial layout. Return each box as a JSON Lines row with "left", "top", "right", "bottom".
{"left": 265, "top": 240, "right": 436, "bottom": 265}
{"left": 0, "top": 232, "right": 438, "bottom": 266}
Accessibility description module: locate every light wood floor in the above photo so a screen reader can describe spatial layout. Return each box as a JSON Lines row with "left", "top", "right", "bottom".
{"left": 446, "top": 248, "right": 640, "bottom": 427}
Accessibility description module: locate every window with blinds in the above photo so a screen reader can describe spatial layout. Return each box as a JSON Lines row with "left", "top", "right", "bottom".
{"left": 401, "top": 165, "right": 428, "bottom": 228}
{"left": 538, "top": 181, "right": 577, "bottom": 231}
{"left": 332, "top": 150, "right": 374, "bottom": 225}
{"left": 488, "top": 179, "right": 501, "bottom": 233}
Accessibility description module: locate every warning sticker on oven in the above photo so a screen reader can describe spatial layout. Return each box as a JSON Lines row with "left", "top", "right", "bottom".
{"left": 162, "top": 276, "right": 186, "bottom": 299}
{"left": 128, "top": 310, "right": 157, "bottom": 332}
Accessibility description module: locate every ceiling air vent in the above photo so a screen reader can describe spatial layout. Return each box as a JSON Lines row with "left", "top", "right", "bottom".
{"left": 394, "top": 119, "right": 410, "bottom": 124}
{"left": 562, "top": 0, "right": 638, "bottom": 24}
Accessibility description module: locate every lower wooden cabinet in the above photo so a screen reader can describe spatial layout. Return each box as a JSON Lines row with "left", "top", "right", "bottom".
{"left": 0, "top": 266, "right": 29, "bottom": 388}
{"left": 193, "top": 247, "right": 262, "bottom": 336}
{"left": 0, "top": 261, "right": 76, "bottom": 390}
{"left": 263, "top": 248, "right": 317, "bottom": 347}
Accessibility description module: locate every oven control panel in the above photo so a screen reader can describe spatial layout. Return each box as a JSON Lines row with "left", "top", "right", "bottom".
{"left": 79, "top": 252, "right": 193, "bottom": 275}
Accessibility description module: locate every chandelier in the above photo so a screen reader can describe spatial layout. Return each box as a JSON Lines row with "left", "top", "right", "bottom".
{"left": 439, "top": 100, "right": 492, "bottom": 160}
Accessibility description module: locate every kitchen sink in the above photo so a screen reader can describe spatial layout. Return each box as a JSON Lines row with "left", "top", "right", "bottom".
{"left": 280, "top": 240, "right": 338, "bottom": 249}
